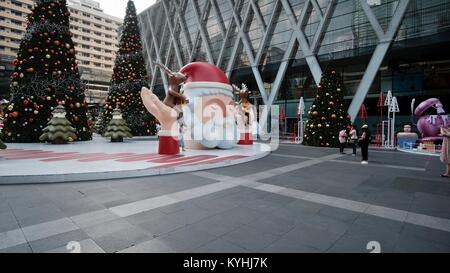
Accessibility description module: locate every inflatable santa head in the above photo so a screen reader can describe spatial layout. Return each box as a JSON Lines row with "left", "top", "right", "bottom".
{"left": 180, "top": 62, "right": 238, "bottom": 150}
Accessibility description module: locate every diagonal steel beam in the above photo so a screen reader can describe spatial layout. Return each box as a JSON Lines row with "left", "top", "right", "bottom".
{"left": 310, "top": 0, "right": 336, "bottom": 53}
{"left": 255, "top": 0, "right": 281, "bottom": 64}
{"left": 249, "top": 0, "right": 266, "bottom": 32}
{"left": 216, "top": 0, "right": 242, "bottom": 67}
{"left": 209, "top": 0, "right": 227, "bottom": 38}
{"left": 173, "top": 0, "right": 193, "bottom": 54}
{"left": 190, "top": 0, "right": 214, "bottom": 63}
{"left": 161, "top": 0, "right": 184, "bottom": 68}
{"left": 145, "top": 11, "right": 169, "bottom": 93}
{"left": 348, "top": 0, "right": 411, "bottom": 121}
{"left": 359, "top": 0, "right": 385, "bottom": 41}
{"left": 225, "top": 0, "right": 269, "bottom": 104}
{"left": 139, "top": 14, "right": 155, "bottom": 77}
{"left": 310, "top": 0, "right": 323, "bottom": 20}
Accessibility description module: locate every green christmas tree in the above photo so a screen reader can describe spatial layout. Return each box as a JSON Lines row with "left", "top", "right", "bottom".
{"left": 0, "top": 138, "right": 6, "bottom": 150}
{"left": 3, "top": 0, "right": 92, "bottom": 143}
{"left": 100, "top": 0, "right": 156, "bottom": 136}
{"left": 104, "top": 109, "right": 132, "bottom": 142}
{"left": 40, "top": 105, "right": 77, "bottom": 144}
{"left": 304, "top": 70, "right": 352, "bottom": 147}
{"left": 94, "top": 111, "right": 105, "bottom": 135}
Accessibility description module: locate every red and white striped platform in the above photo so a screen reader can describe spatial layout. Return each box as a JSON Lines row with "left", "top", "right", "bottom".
{"left": 0, "top": 137, "right": 270, "bottom": 184}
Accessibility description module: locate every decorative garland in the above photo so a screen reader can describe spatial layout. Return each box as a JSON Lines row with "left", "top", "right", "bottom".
{"left": 10, "top": 74, "right": 85, "bottom": 99}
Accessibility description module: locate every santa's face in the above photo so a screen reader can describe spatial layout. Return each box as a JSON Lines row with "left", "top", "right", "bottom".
{"left": 183, "top": 91, "right": 238, "bottom": 150}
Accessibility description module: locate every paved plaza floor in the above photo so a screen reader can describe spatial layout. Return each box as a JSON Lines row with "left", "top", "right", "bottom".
{"left": 1, "top": 144, "right": 450, "bottom": 253}
{"left": 0, "top": 137, "right": 269, "bottom": 184}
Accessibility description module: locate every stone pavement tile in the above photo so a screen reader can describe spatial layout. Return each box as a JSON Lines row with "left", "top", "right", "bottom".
{"left": 46, "top": 239, "right": 105, "bottom": 253}
{"left": 157, "top": 225, "right": 218, "bottom": 252}
{"left": 409, "top": 192, "right": 450, "bottom": 219}
{"left": 240, "top": 193, "right": 292, "bottom": 214}
{"left": 82, "top": 218, "right": 135, "bottom": 239}
{"left": 388, "top": 177, "right": 450, "bottom": 196}
{"left": 400, "top": 224, "right": 450, "bottom": 247}
{"left": 12, "top": 203, "right": 66, "bottom": 227}
{"left": 393, "top": 233, "right": 450, "bottom": 253}
{"left": 364, "top": 189, "right": 415, "bottom": 211}
{"left": 93, "top": 226, "right": 151, "bottom": 253}
{"left": 102, "top": 197, "right": 138, "bottom": 209}
{"left": 193, "top": 238, "right": 250, "bottom": 253}
{"left": 38, "top": 186, "right": 86, "bottom": 203}
{"left": 290, "top": 213, "right": 351, "bottom": 237}
{"left": 192, "top": 197, "right": 240, "bottom": 215}
{"left": 0, "top": 243, "right": 33, "bottom": 253}
{"left": 0, "top": 229, "right": 27, "bottom": 250}
{"left": 245, "top": 214, "right": 296, "bottom": 237}
{"left": 261, "top": 175, "right": 325, "bottom": 192}
{"left": 221, "top": 225, "right": 281, "bottom": 252}
{"left": 261, "top": 237, "right": 322, "bottom": 253}
{"left": 182, "top": 187, "right": 243, "bottom": 204}
{"left": 87, "top": 191, "right": 129, "bottom": 205}
{"left": 278, "top": 225, "right": 344, "bottom": 252}
{"left": 226, "top": 188, "right": 271, "bottom": 205}
{"left": 164, "top": 205, "right": 217, "bottom": 226}
{"left": 29, "top": 229, "right": 89, "bottom": 253}
{"left": 70, "top": 209, "right": 120, "bottom": 229}
{"left": 136, "top": 213, "right": 187, "bottom": 238}
{"left": 5, "top": 194, "right": 53, "bottom": 211}
{"left": 327, "top": 233, "right": 398, "bottom": 253}
{"left": 52, "top": 197, "right": 106, "bottom": 218}
{"left": 190, "top": 214, "right": 245, "bottom": 238}
{"left": 314, "top": 185, "right": 368, "bottom": 203}
{"left": 0, "top": 201, "right": 11, "bottom": 214}
{"left": 365, "top": 205, "right": 408, "bottom": 222}
{"left": 283, "top": 199, "right": 325, "bottom": 215}
{"left": 318, "top": 207, "right": 361, "bottom": 224}
{"left": 125, "top": 209, "right": 168, "bottom": 225}
{"left": 118, "top": 239, "right": 176, "bottom": 253}
{"left": 359, "top": 174, "right": 395, "bottom": 189}
{"left": 213, "top": 206, "right": 265, "bottom": 227}
{"left": 70, "top": 181, "right": 108, "bottom": 192}
{"left": 158, "top": 200, "right": 202, "bottom": 215}
{"left": 0, "top": 210, "right": 20, "bottom": 233}
{"left": 22, "top": 218, "right": 79, "bottom": 243}
{"left": 351, "top": 214, "right": 405, "bottom": 235}
{"left": 209, "top": 156, "right": 304, "bottom": 178}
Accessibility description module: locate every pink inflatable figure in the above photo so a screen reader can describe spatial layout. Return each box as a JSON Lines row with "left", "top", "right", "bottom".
{"left": 414, "top": 98, "right": 449, "bottom": 142}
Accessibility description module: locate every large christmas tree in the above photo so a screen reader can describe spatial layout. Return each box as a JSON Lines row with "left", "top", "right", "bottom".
{"left": 100, "top": 0, "right": 156, "bottom": 136}
{"left": 304, "top": 70, "right": 352, "bottom": 148}
{"left": 3, "top": 0, "right": 92, "bottom": 143}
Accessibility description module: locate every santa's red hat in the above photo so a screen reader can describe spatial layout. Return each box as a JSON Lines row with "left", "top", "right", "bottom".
{"left": 180, "top": 62, "right": 233, "bottom": 99}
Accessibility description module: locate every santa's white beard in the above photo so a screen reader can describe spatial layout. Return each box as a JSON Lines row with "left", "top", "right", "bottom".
{"left": 182, "top": 100, "right": 238, "bottom": 150}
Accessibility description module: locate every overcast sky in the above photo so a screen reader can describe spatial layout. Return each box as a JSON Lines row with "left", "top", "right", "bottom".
{"left": 95, "top": 0, "right": 157, "bottom": 19}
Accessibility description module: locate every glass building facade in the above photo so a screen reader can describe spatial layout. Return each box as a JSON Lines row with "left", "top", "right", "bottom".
{"left": 138, "top": 0, "right": 450, "bottom": 134}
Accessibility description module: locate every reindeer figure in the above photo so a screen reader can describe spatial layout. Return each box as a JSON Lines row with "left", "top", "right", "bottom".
{"left": 233, "top": 83, "right": 253, "bottom": 127}
{"left": 156, "top": 63, "right": 189, "bottom": 109}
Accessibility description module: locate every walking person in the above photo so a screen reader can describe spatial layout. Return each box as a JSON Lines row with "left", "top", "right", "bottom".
{"left": 339, "top": 127, "right": 348, "bottom": 154}
{"left": 349, "top": 125, "right": 359, "bottom": 156}
{"left": 178, "top": 112, "right": 187, "bottom": 152}
{"left": 359, "top": 125, "right": 371, "bottom": 164}
{"left": 440, "top": 125, "right": 450, "bottom": 178}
